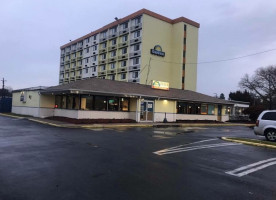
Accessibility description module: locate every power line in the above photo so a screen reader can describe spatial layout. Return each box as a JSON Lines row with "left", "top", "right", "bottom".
{"left": 149, "top": 48, "right": 276, "bottom": 65}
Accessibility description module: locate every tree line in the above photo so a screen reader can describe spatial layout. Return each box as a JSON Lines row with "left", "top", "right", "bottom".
{"left": 228, "top": 65, "right": 276, "bottom": 120}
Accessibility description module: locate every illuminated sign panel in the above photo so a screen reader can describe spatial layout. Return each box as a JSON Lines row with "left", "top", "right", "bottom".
{"left": 151, "top": 80, "right": 169, "bottom": 90}
{"left": 150, "top": 45, "right": 165, "bottom": 57}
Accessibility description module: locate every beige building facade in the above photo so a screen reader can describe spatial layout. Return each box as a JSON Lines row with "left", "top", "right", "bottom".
{"left": 59, "top": 9, "right": 199, "bottom": 91}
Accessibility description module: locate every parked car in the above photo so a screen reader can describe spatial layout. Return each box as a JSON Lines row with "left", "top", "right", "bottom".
{"left": 254, "top": 110, "right": 276, "bottom": 141}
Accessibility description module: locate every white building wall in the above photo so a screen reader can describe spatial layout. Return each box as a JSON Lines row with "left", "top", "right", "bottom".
{"left": 176, "top": 114, "right": 218, "bottom": 121}
{"left": 54, "top": 109, "right": 136, "bottom": 120}
{"left": 154, "top": 112, "right": 176, "bottom": 122}
{"left": 12, "top": 106, "right": 54, "bottom": 118}
{"left": 54, "top": 109, "right": 79, "bottom": 119}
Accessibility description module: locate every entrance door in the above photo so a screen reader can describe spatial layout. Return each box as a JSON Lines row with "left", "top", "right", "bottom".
{"left": 217, "top": 105, "right": 222, "bottom": 121}
{"left": 140, "top": 100, "right": 154, "bottom": 122}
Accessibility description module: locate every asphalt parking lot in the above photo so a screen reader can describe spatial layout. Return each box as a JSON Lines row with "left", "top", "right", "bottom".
{"left": 0, "top": 116, "right": 276, "bottom": 200}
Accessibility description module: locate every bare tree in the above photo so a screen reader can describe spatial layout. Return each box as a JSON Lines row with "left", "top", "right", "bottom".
{"left": 239, "top": 65, "right": 276, "bottom": 109}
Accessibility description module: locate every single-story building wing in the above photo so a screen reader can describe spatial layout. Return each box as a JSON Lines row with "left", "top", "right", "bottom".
{"left": 12, "top": 78, "right": 233, "bottom": 122}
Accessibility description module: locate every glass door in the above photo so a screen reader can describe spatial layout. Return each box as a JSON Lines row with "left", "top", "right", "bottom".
{"left": 140, "top": 100, "right": 154, "bottom": 122}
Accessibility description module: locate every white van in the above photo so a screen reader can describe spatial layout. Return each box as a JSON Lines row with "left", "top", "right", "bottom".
{"left": 254, "top": 110, "right": 276, "bottom": 141}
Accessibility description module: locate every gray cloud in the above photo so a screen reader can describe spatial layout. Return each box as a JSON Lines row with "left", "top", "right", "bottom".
{"left": 1, "top": 0, "right": 276, "bottom": 99}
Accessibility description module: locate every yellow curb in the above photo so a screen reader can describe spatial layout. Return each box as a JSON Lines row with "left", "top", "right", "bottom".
{"left": 221, "top": 137, "right": 276, "bottom": 149}
{"left": 28, "top": 118, "right": 65, "bottom": 128}
{"left": 178, "top": 123, "right": 254, "bottom": 127}
{"left": 81, "top": 124, "right": 153, "bottom": 128}
{"left": 0, "top": 113, "right": 25, "bottom": 119}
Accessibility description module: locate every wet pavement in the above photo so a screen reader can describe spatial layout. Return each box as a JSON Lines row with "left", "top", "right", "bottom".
{"left": 0, "top": 115, "right": 275, "bottom": 200}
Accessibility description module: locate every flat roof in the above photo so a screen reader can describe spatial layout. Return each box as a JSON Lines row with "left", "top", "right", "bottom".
{"left": 41, "top": 78, "right": 233, "bottom": 105}
{"left": 12, "top": 86, "right": 48, "bottom": 93}
{"left": 60, "top": 8, "right": 200, "bottom": 49}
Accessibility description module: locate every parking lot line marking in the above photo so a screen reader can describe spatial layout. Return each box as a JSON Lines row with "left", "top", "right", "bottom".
{"left": 154, "top": 142, "right": 240, "bottom": 155}
{"left": 166, "top": 138, "right": 218, "bottom": 150}
{"left": 226, "top": 158, "right": 276, "bottom": 177}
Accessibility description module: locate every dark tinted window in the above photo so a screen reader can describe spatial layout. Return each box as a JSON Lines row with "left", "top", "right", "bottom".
{"left": 262, "top": 112, "right": 276, "bottom": 121}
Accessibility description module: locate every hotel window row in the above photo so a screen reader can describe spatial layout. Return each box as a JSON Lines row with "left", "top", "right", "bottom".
{"left": 59, "top": 15, "right": 143, "bottom": 84}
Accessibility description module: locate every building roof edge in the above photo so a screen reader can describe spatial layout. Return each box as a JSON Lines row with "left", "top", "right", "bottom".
{"left": 60, "top": 8, "right": 200, "bottom": 49}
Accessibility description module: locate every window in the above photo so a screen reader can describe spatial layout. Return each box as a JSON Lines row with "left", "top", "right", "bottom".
{"left": 85, "top": 68, "right": 88, "bottom": 73}
{"left": 111, "top": 39, "right": 116, "bottom": 45}
{"left": 102, "top": 31, "right": 107, "bottom": 38}
{"left": 132, "top": 71, "right": 138, "bottom": 78}
{"left": 108, "top": 97, "right": 118, "bottom": 110}
{"left": 85, "top": 58, "right": 89, "bottom": 63}
{"left": 122, "top": 22, "right": 128, "bottom": 29}
{"left": 121, "top": 73, "right": 126, "bottom": 80}
{"left": 110, "top": 75, "right": 115, "bottom": 80}
{"left": 122, "top": 47, "right": 127, "bottom": 54}
{"left": 134, "top": 30, "right": 140, "bottom": 38}
{"left": 101, "top": 53, "right": 106, "bottom": 60}
{"left": 101, "top": 65, "right": 106, "bottom": 71}
{"left": 119, "top": 98, "right": 129, "bottom": 111}
{"left": 79, "top": 41, "right": 83, "bottom": 46}
{"left": 85, "top": 38, "right": 90, "bottom": 43}
{"left": 101, "top": 76, "right": 105, "bottom": 79}
{"left": 262, "top": 112, "right": 276, "bottom": 121}
{"left": 80, "top": 51, "right": 83, "bottom": 56}
{"left": 110, "top": 63, "right": 115, "bottom": 69}
{"left": 102, "top": 42, "right": 107, "bottom": 48}
{"left": 111, "top": 51, "right": 116, "bottom": 57}
{"left": 201, "top": 105, "right": 207, "bottom": 115}
{"left": 92, "top": 66, "right": 96, "bottom": 72}
{"left": 122, "top": 35, "right": 128, "bottom": 42}
{"left": 134, "top": 44, "right": 140, "bottom": 51}
{"left": 208, "top": 105, "right": 215, "bottom": 115}
{"left": 134, "top": 16, "right": 141, "bottom": 25}
{"left": 79, "top": 70, "right": 82, "bottom": 75}
{"left": 92, "top": 45, "right": 97, "bottom": 51}
{"left": 133, "top": 57, "right": 139, "bottom": 65}
{"left": 66, "top": 73, "right": 69, "bottom": 77}
{"left": 55, "top": 96, "right": 62, "bottom": 109}
{"left": 94, "top": 96, "right": 107, "bottom": 111}
{"left": 86, "top": 48, "right": 89, "bottom": 53}
{"left": 92, "top": 55, "right": 96, "bottom": 61}
{"left": 177, "top": 102, "right": 187, "bottom": 114}
{"left": 121, "top": 60, "right": 127, "bottom": 67}
{"left": 93, "top": 35, "right": 97, "bottom": 40}
{"left": 110, "top": 27, "right": 117, "bottom": 34}
{"left": 81, "top": 95, "right": 93, "bottom": 110}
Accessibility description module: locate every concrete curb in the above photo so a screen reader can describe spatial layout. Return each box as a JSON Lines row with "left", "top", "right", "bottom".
{"left": 221, "top": 137, "right": 276, "bottom": 149}
{"left": 0, "top": 113, "right": 25, "bottom": 119}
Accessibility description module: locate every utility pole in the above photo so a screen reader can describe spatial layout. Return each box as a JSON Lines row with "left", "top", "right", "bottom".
{"left": 1, "top": 78, "right": 7, "bottom": 112}
{"left": 1, "top": 78, "right": 7, "bottom": 98}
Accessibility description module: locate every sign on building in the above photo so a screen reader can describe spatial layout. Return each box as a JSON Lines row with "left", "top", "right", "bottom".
{"left": 151, "top": 80, "right": 169, "bottom": 90}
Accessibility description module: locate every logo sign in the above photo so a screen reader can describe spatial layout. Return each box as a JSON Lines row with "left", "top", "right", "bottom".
{"left": 151, "top": 80, "right": 169, "bottom": 90}
{"left": 150, "top": 45, "right": 165, "bottom": 57}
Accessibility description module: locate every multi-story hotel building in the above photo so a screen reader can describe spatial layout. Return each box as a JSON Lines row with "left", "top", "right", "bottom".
{"left": 12, "top": 9, "right": 233, "bottom": 123}
{"left": 59, "top": 9, "right": 200, "bottom": 91}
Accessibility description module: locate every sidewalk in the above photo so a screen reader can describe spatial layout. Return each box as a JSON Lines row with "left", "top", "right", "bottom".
{"left": 0, "top": 113, "right": 255, "bottom": 129}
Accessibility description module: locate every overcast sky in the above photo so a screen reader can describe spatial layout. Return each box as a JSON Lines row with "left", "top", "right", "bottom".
{"left": 1, "top": 0, "right": 276, "bottom": 98}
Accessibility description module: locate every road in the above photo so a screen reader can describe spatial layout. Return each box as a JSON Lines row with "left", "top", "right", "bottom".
{"left": 0, "top": 116, "right": 275, "bottom": 200}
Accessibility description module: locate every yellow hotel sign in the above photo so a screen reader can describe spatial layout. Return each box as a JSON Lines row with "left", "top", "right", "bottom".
{"left": 151, "top": 80, "right": 169, "bottom": 90}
